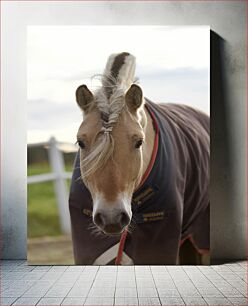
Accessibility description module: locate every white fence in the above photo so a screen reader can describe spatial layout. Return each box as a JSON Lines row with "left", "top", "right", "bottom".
{"left": 27, "top": 137, "right": 78, "bottom": 234}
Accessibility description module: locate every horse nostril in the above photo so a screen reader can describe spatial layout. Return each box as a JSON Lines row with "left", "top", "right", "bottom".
{"left": 94, "top": 210, "right": 130, "bottom": 233}
{"left": 119, "top": 212, "right": 130, "bottom": 228}
{"left": 94, "top": 213, "right": 105, "bottom": 228}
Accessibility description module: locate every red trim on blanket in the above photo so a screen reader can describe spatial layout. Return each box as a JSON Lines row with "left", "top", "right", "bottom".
{"left": 115, "top": 104, "right": 159, "bottom": 265}
{"left": 136, "top": 104, "right": 160, "bottom": 189}
{"left": 115, "top": 229, "right": 128, "bottom": 265}
{"left": 180, "top": 234, "right": 210, "bottom": 255}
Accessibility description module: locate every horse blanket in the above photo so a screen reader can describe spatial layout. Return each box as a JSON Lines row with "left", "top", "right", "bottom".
{"left": 69, "top": 99, "right": 210, "bottom": 265}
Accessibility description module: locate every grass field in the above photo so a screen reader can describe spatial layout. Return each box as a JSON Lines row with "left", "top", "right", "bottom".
{"left": 28, "top": 163, "right": 73, "bottom": 238}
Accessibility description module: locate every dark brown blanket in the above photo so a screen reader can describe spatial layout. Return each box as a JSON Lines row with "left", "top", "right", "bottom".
{"left": 69, "top": 99, "right": 209, "bottom": 265}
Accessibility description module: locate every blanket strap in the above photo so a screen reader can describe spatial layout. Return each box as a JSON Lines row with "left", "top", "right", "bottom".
{"left": 115, "top": 229, "right": 128, "bottom": 265}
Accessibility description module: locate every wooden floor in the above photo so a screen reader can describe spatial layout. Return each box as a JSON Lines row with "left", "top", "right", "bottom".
{"left": 1, "top": 260, "right": 247, "bottom": 305}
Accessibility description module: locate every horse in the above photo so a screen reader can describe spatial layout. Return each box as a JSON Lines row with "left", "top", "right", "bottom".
{"left": 69, "top": 52, "right": 210, "bottom": 265}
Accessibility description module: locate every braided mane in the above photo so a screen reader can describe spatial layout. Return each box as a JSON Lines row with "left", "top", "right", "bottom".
{"left": 80, "top": 53, "right": 136, "bottom": 180}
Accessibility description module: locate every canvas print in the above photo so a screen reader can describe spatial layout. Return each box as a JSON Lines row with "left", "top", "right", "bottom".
{"left": 27, "top": 26, "right": 210, "bottom": 265}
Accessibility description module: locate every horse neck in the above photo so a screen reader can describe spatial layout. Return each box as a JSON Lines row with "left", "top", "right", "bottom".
{"left": 141, "top": 105, "right": 156, "bottom": 179}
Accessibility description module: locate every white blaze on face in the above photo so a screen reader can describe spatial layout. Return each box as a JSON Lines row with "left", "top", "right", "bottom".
{"left": 93, "top": 192, "right": 132, "bottom": 219}
{"left": 92, "top": 191, "right": 132, "bottom": 232}
{"left": 118, "top": 191, "right": 133, "bottom": 219}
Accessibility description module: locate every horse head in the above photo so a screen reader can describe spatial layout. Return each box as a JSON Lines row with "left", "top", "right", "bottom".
{"left": 75, "top": 52, "right": 154, "bottom": 236}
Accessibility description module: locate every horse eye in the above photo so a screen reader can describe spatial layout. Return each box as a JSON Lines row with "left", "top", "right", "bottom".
{"left": 135, "top": 139, "right": 143, "bottom": 149}
{"left": 77, "top": 140, "right": 85, "bottom": 149}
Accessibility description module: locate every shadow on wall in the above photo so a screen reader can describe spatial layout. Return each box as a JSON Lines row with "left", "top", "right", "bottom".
{"left": 210, "top": 31, "right": 242, "bottom": 263}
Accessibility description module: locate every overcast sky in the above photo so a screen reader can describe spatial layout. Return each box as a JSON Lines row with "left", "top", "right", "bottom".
{"left": 27, "top": 26, "right": 209, "bottom": 144}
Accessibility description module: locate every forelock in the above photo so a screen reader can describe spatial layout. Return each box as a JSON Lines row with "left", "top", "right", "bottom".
{"left": 80, "top": 52, "right": 137, "bottom": 180}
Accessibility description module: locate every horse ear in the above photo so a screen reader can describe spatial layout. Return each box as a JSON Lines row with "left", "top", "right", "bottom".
{"left": 76, "top": 85, "right": 94, "bottom": 113}
{"left": 125, "top": 84, "right": 143, "bottom": 112}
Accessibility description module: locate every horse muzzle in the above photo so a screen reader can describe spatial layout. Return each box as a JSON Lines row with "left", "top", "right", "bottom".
{"left": 93, "top": 208, "right": 131, "bottom": 235}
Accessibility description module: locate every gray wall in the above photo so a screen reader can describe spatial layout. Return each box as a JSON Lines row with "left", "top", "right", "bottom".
{"left": 1, "top": 1, "right": 246, "bottom": 261}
